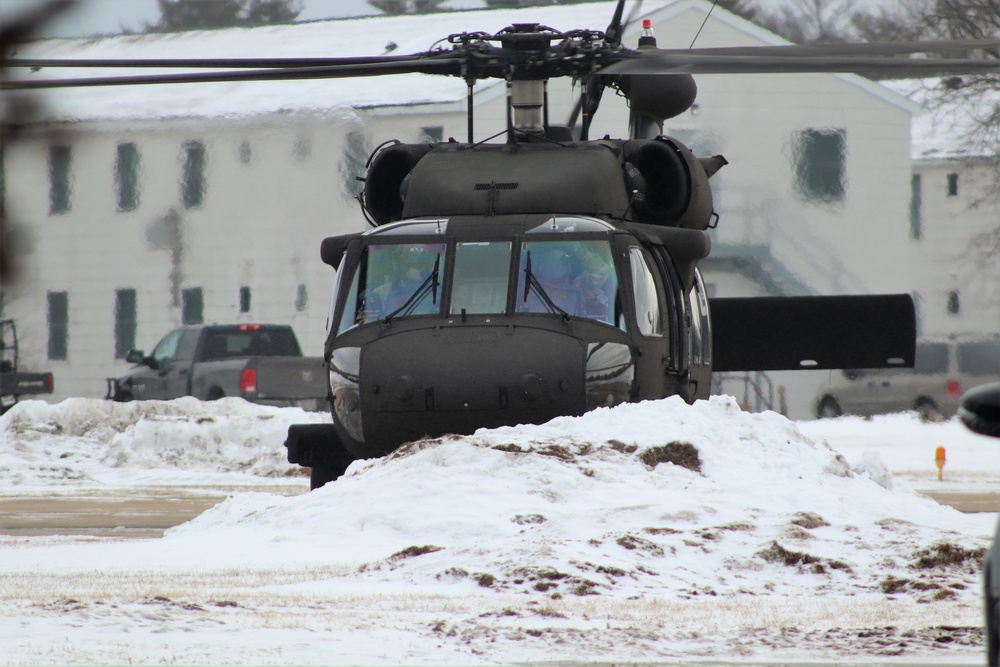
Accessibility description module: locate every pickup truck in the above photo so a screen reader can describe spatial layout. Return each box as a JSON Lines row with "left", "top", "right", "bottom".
{"left": 1, "top": 319, "right": 54, "bottom": 414}
{"left": 107, "top": 324, "right": 327, "bottom": 410}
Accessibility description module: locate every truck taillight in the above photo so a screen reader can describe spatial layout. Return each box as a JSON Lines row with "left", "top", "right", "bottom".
{"left": 45, "top": 374, "right": 53, "bottom": 392}
{"left": 237, "top": 324, "right": 262, "bottom": 331}
{"left": 947, "top": 379, "right": 960, "bottom": 397}
{"left": 241, "top": 368, "right": 258, "bottom": 397}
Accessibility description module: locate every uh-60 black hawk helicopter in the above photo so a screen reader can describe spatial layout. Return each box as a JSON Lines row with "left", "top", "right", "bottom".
{"left": 6, "top": 0, "right": 1000, "bottom": 489}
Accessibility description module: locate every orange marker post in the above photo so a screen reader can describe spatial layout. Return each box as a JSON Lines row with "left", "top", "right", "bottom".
{"left": 935, "top": 446, "right": 946, "bottom": 481}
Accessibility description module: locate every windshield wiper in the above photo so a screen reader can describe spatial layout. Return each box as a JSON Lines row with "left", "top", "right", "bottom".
{"left": 382, "top": 254, "right": 440, "bottom": 325}
{"left": 522, "top": 251, "right": 570, "bottom": 321}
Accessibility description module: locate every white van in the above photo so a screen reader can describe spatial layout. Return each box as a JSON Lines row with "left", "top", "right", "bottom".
{"left": 813, "top": 336, "right": 1000, "bottom": 419}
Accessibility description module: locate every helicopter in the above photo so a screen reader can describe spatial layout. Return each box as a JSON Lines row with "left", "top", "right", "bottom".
{"left": 5, "top": 0, "right": 1000, "bottom": 490}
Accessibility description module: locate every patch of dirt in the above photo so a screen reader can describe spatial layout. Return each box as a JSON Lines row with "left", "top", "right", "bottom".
{"left": 717, "top": 521, "right": 755, "bottom": 532}
{"left": 639, "top": 441, "right": 701, "bottom": 472}
{"left": 606, "top": 439, "right": 638, "bottom": 454}
{"left": 791, "top": 511, "right": 829, "bottom": 529}
{"left": 424, "top": 615, "right": 983, "bottom": 660}
{"left": 911, "top": 541, "right": 985, "bottom": 570}
{"left": 390, "top": 545, "right": 443, "bottom": 560}
{"left": 616, "top": 534, "right": 666, "bottom": 556}
{"left": 756, "top": 540, "right": 853, "bottom": 575}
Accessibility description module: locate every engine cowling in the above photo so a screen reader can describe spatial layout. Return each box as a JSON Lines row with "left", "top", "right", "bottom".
{"left": 363, "top": 142, "right": 433, "bottom": 225}
{"left": 623, "top": 136, "right": 722, "bottom": 230}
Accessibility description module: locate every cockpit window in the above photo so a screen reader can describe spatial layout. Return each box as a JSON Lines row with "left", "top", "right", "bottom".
{"left": 450, "top": 242, "right": 512, "bottom": 315}
{"left": 337, "top": 242, "right": 446, "bottom": 332}
{"left": 630, "top": 247, "right": 662, "bottom": 338}
{"left": 516, "top": 240, "right": 619, "bottom": 325}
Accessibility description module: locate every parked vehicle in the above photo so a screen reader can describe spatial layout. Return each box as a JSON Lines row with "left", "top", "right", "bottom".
{"left": 107, "top": 324, "right": 327, "bottom": 410}
{"left": 814, "top": 336, "right": 1000, "bottom": 420}
{"left": 0, "top": 319, "right": 54, "bottom": 414}
{"left": 956, "top": 382, "right": 1000, "bottom": 667}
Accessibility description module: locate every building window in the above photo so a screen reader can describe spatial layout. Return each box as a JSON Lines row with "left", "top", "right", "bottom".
{"left": 238, "top": 140, "right": 252, "bottom": 165}
{"left": 793, "top": 128, "right": 846, "bottom": 203}
{"left": 115, "top": 142, "right": 141, "bottom": 212}
{"left": 295, "top": 283, "right": 308, "bottom": 312}
{"left": 341, "top": 130, "right": 369, "bottom": 198}
{"left": 48, "top": 145, "right": 72, "bottom": 215}
{"left": 420, "top": 126, "right": 444, "bottom": 143}
{"left": 181, "top": 141, "right": 206, "bottom": 209}
{"left": 47, "top": 291, "right": 68, "bottom": 360}
{"left": 182, "top": 287, "right": 204, "bottom": 324}
{"left": 946, "top": 172, "right": 959, "bottom": 197}
{"left": 293, "top": 137, "right": 312, "bottom": 162}
{"left": 114, "top": 289, "right": 137, "bottom": 359}
{"left": 947, "top": 290, "right": 960, "bottom": 315}
{"left": 909, "top": 173, "right": 922, "bottom": 241}
{"left": 239, "top": 286, "right": 251, "bottom": 313}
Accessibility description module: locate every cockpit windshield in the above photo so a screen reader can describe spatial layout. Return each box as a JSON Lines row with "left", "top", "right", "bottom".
{"left": 516, "top": 240, "right": 620, "bottom": 325}
{"left": 338, "top": 242, "right": 446, "bottom": 333}
{"left": 335, "top": 234, "right": 621, "bottom": 333}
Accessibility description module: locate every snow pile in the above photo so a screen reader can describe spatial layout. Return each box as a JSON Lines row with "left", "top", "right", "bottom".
{"left": 0, "top": 397, "right": 327, "bottom": 487}
{"left": 161, "top": 396, "right": 988, "bottom": 602}
{"left": 0, "top": 395, "right": 995, "bottom": 664}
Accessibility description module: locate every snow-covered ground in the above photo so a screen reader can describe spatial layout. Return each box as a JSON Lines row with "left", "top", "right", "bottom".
{"left": 1, "top": 395, "right": 997, "bottom": 665}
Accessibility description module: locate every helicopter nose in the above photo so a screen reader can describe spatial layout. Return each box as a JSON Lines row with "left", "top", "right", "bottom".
{"left": 357, "top": 324, "right": 587, "bottom": 454}
{"left": 516, "top": 372, "right": 544, "bottom": 400}
{"left": 392, "top": 374, "right": 417, "bottom": 402}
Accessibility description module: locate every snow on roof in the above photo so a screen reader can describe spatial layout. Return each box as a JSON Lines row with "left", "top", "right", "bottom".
{"left": 8, "top": 2, "right": 682, "bottom": 122}
{"left": 883, "top": 78, "right": 1000, "bottom": 160}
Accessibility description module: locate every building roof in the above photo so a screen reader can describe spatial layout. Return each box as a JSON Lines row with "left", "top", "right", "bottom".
{"left": 883, "top": 78, "right": 1000, "bottom": 161}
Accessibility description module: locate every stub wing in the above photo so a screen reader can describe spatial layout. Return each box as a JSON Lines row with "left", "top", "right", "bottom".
{"left": 709, "top": 294, "right": 915, "bottom": 372}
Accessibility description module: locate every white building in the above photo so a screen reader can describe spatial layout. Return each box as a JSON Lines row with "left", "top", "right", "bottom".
{"left": 888, "top": 79, "right": 1000, "bottom": 340}
{"left": 1, "top": 0, "right": 927, "bottom": 418}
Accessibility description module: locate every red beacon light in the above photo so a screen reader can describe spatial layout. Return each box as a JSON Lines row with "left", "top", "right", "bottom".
{"left": 639, "top": 19, "right": 656, "bottom": 47}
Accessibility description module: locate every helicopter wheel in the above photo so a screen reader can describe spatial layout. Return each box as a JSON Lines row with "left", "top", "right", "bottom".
{"left": 817, "top": 396, "right": 842, "bottom": 419}
{"left": 310, "top": 462, "right": 347, "bottom": 491}
{"left": 915, "top": 398, "right": 942, "bottom": 423}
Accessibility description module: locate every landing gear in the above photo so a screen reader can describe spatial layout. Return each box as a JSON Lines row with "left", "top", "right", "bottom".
{"left": 817, "top": 396, "right": 842, "bottom": 419}
{"left": 914, "top": 398, "right": 942, "bottom": 423}
{"left": 284, "top": 423, "right": 356, "bottom": 490}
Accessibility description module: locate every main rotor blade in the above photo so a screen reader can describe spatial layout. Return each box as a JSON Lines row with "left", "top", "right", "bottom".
{"left": 601, "top": 52, "right": 1000, "bottom": 77}
{"left": 4, "top": 53, "right": 440, "bottom": 69}
{"left": 604, "top": 0, "right": 627, "bottom": 47}
{"left": 680, "top": 38, "right": 1000, "bottom": 58}
{"left": 0, "top": 57, "right": 464, "bottom": 90}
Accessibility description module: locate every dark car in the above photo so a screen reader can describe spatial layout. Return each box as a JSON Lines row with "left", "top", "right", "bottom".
{"left": 957, "top": 381, "right": 1000, "bottom": 667}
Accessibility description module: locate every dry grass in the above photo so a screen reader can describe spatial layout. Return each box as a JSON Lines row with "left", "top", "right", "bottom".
{"left": 639, "top": 441, "right": 701, "bottom": 472}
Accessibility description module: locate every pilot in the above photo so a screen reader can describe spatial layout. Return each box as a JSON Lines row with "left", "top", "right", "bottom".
{"left": 368, "top": 243, "right": 442, "bottom": 317}
{"left": 522, "top": 246, "right": 580, "bottom": 315}
{"left": 569, "top": 243, "right": 615, "bottom": 322}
